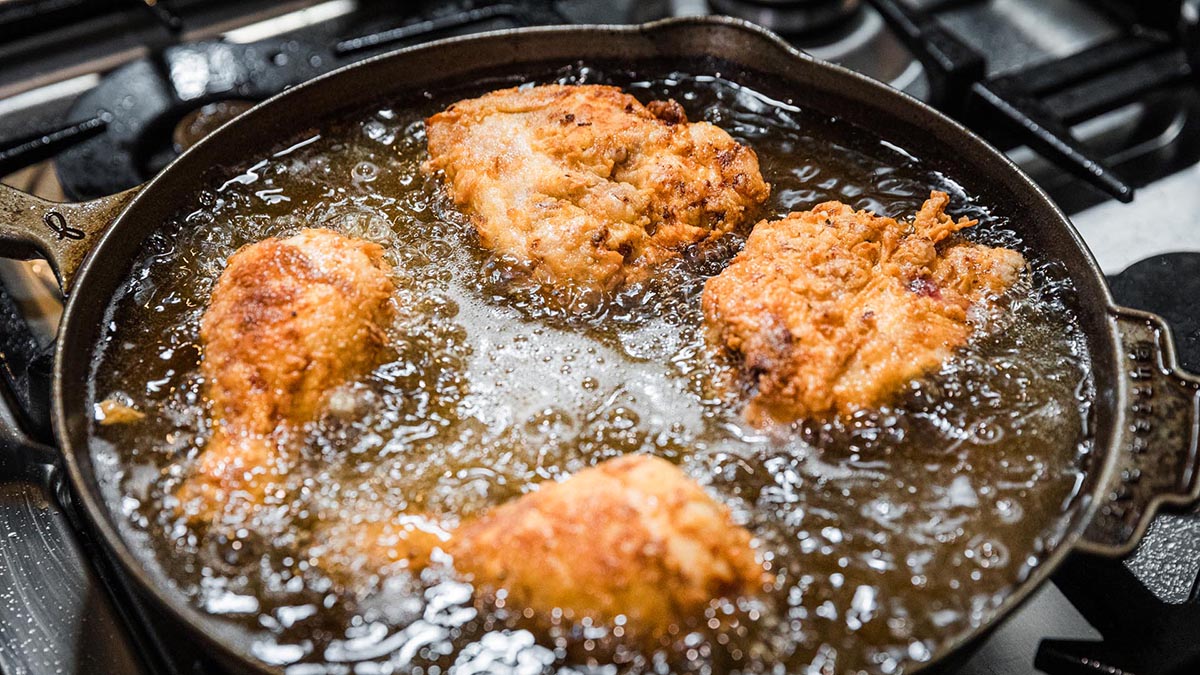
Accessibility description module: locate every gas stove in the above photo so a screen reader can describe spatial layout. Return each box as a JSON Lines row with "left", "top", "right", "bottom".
{"left": 1, "top": 2, "right": 1199, "bottom": 674}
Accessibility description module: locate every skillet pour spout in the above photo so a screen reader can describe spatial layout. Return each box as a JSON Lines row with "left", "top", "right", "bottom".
{"left": 0, "top": 14, "right": 1199, "bottom": 674}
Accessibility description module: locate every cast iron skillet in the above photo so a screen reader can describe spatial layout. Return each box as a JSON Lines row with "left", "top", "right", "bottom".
{"left": 0, "top": 16, "right": 1198, "bottom": 674}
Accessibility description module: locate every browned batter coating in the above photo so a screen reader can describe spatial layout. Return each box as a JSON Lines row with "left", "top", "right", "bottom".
{"left": 318, "top": 455, "right": 768, "bottom": 643}
{"left": 453, "top": 454, "right": 767, "bottom": 641}
{"left": 176, "top": 229, "right": 395, "bottom": 523}
{"left": 424, "top": 84, "right": 770, "bottom": 296}
{"left": 702, "top": 192, "right": 1025, "bottom": 424}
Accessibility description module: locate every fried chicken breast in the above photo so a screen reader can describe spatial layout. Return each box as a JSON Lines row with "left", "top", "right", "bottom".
{"left": 317, "top": 455, "right": 767, "bottom": 642}
{"left": 176, "top": 229, "right": 395, "bottom": 523}
{"left": 424, "top": 84, "right": 770, "bottom": 297}
{"left": 703, "top": 192, "right": 1025, "bottom": 424}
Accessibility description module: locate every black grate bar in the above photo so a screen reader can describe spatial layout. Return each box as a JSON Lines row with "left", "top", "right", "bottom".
{"left": 866, "top": 0, "right": 1136, "bottom": 202}
{"left": 1042, "top": 49, "right": 1192, "bottom": 124}
{"left": 1005, "top": 37, "right": 1167, "bottom": 96}
{"left": 911, "top": 0, "right": 982, "bottom": 13}
{"left": 334, "top": 4, "right": 518, "bottom": 56}
{"left": 132, "top": 0, "right": 182, "bottom": 34}
{"left": 0, "top": 113, "right": 109, "bottom": 177}
{"left": 970, "top": 80, "right": 1135, "bottom": 202}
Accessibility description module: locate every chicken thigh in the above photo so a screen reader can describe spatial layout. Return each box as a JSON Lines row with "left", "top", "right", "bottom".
{"left": 317, "top": 455, "right": 767, "bottom": 643}
{"left": 702, "top": 192, "right": 1025, "bottom": 424}
{"left": 454, "top": 454, "right": 767, "bottom": 641}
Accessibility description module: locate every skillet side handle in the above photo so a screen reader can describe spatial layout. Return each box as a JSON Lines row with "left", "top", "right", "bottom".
{"left": 1078, "top": 307, "right": 1200, "bottom": 557}
{"left": 0, "top": 183, "right": 137, "bottom": 294}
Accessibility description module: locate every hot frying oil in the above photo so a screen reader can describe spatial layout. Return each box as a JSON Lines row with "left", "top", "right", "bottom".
{"left": 88, "top": 66, "right": 1094, "bottom": 675}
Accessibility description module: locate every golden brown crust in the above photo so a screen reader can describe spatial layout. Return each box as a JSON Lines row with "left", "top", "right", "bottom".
{"left": 97, "top": 398, "right": 145, "bottom": 425}
{"left": 450, "top": 454, "right": 768, "bottom": 642}
{"left": 177, "top": 229, "right": 395, "bottom": 523}
{"left": 702, "top": 191, "right": 1025, "bottom": 424}
{"left": 312, "top": 457, "right": 767, "bottom": 643}
{"left": 424, "top": 84, "right": 770, "bottom": 296}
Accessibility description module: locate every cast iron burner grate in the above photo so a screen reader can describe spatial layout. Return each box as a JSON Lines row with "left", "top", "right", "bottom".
{"left": 6, "top": 0, "right": 1200, "bottom": 211}
{"left": 1039, "top": 553, "right": 1200, "bottom": 675}
{"left": 0, "top": 1, "right": 560, "bottom": 200}
{"left": 866, "top": 0, "right": 1200, "bottom": 211}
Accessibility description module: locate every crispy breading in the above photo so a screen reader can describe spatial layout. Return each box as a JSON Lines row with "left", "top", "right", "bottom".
{"left": 702, "top": 191, "right": 1025, "bottom": 424}
{"left": 176, "top": 229, "right": 395, "bottom": 523}
{"left": 319, "top": 455, "right": 767, "bottom": 642}
{"left": 456, "top": 455, "right": 765, "bottom": 641}
{"left": 424, "top": 84, "right": 770, "bottom": 296}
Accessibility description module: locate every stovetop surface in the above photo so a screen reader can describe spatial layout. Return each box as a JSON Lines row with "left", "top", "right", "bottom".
{"left": 2, "top": 2, "right": 1200, "bottom": 675}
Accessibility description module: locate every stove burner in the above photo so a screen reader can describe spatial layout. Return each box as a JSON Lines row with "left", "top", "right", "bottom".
{"left": 54, "top": 38, "right": 333, "bottom": 200}
{"left": 1108, "top": 252, "right": 1200, "bottom": 371}
{"left": 708, "top": 0, "right": 862, "bottom": 34}
{"left": 1039, "top": 552, "right": 1200, "bottom": 675}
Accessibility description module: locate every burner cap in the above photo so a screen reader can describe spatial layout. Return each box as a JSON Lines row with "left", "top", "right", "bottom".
{"left": 708, "top": 0, "right": 862, "bottom": 34}
{"left": 1108, "top": 252, "right": 1200, "bottom": 372}
{"left": 56, "top": 39, "right": 334, "bottom": 200}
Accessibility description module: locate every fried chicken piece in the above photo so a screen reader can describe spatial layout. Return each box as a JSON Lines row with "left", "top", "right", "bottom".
{"left": 176, "top": 229, "right": 395, "bottom": 523}
{"left": 703, "top": 191, "right": 1025, "bottom": 424}
{"left": 96, "top": 398, "right": 145, "bottom": 425}
{"left": 316, "top": 456, "right": 766, "bottom": 642}
{"left": 424, "top": 84, "right": 770, "bottom": 296}
{"left": 454, "top": 454, "right": 767, "bottom": 641}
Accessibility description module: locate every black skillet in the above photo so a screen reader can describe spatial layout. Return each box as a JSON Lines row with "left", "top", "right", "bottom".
{"left": 0, "top": 16, "right": 1198, "bottom": 674}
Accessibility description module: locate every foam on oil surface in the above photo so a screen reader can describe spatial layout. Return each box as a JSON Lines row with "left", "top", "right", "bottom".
{"left": 88, "top": 65, "right": 1093, "bottom": 674}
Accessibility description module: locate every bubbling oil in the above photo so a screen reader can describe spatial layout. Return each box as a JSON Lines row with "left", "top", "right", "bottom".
{"left": 88, "top": 65, "right": 1094, "bottom": 674}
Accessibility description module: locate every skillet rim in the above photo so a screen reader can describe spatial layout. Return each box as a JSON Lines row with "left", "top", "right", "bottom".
{"left": 53, "top": 15, "right": 1118, "bottom": 674}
